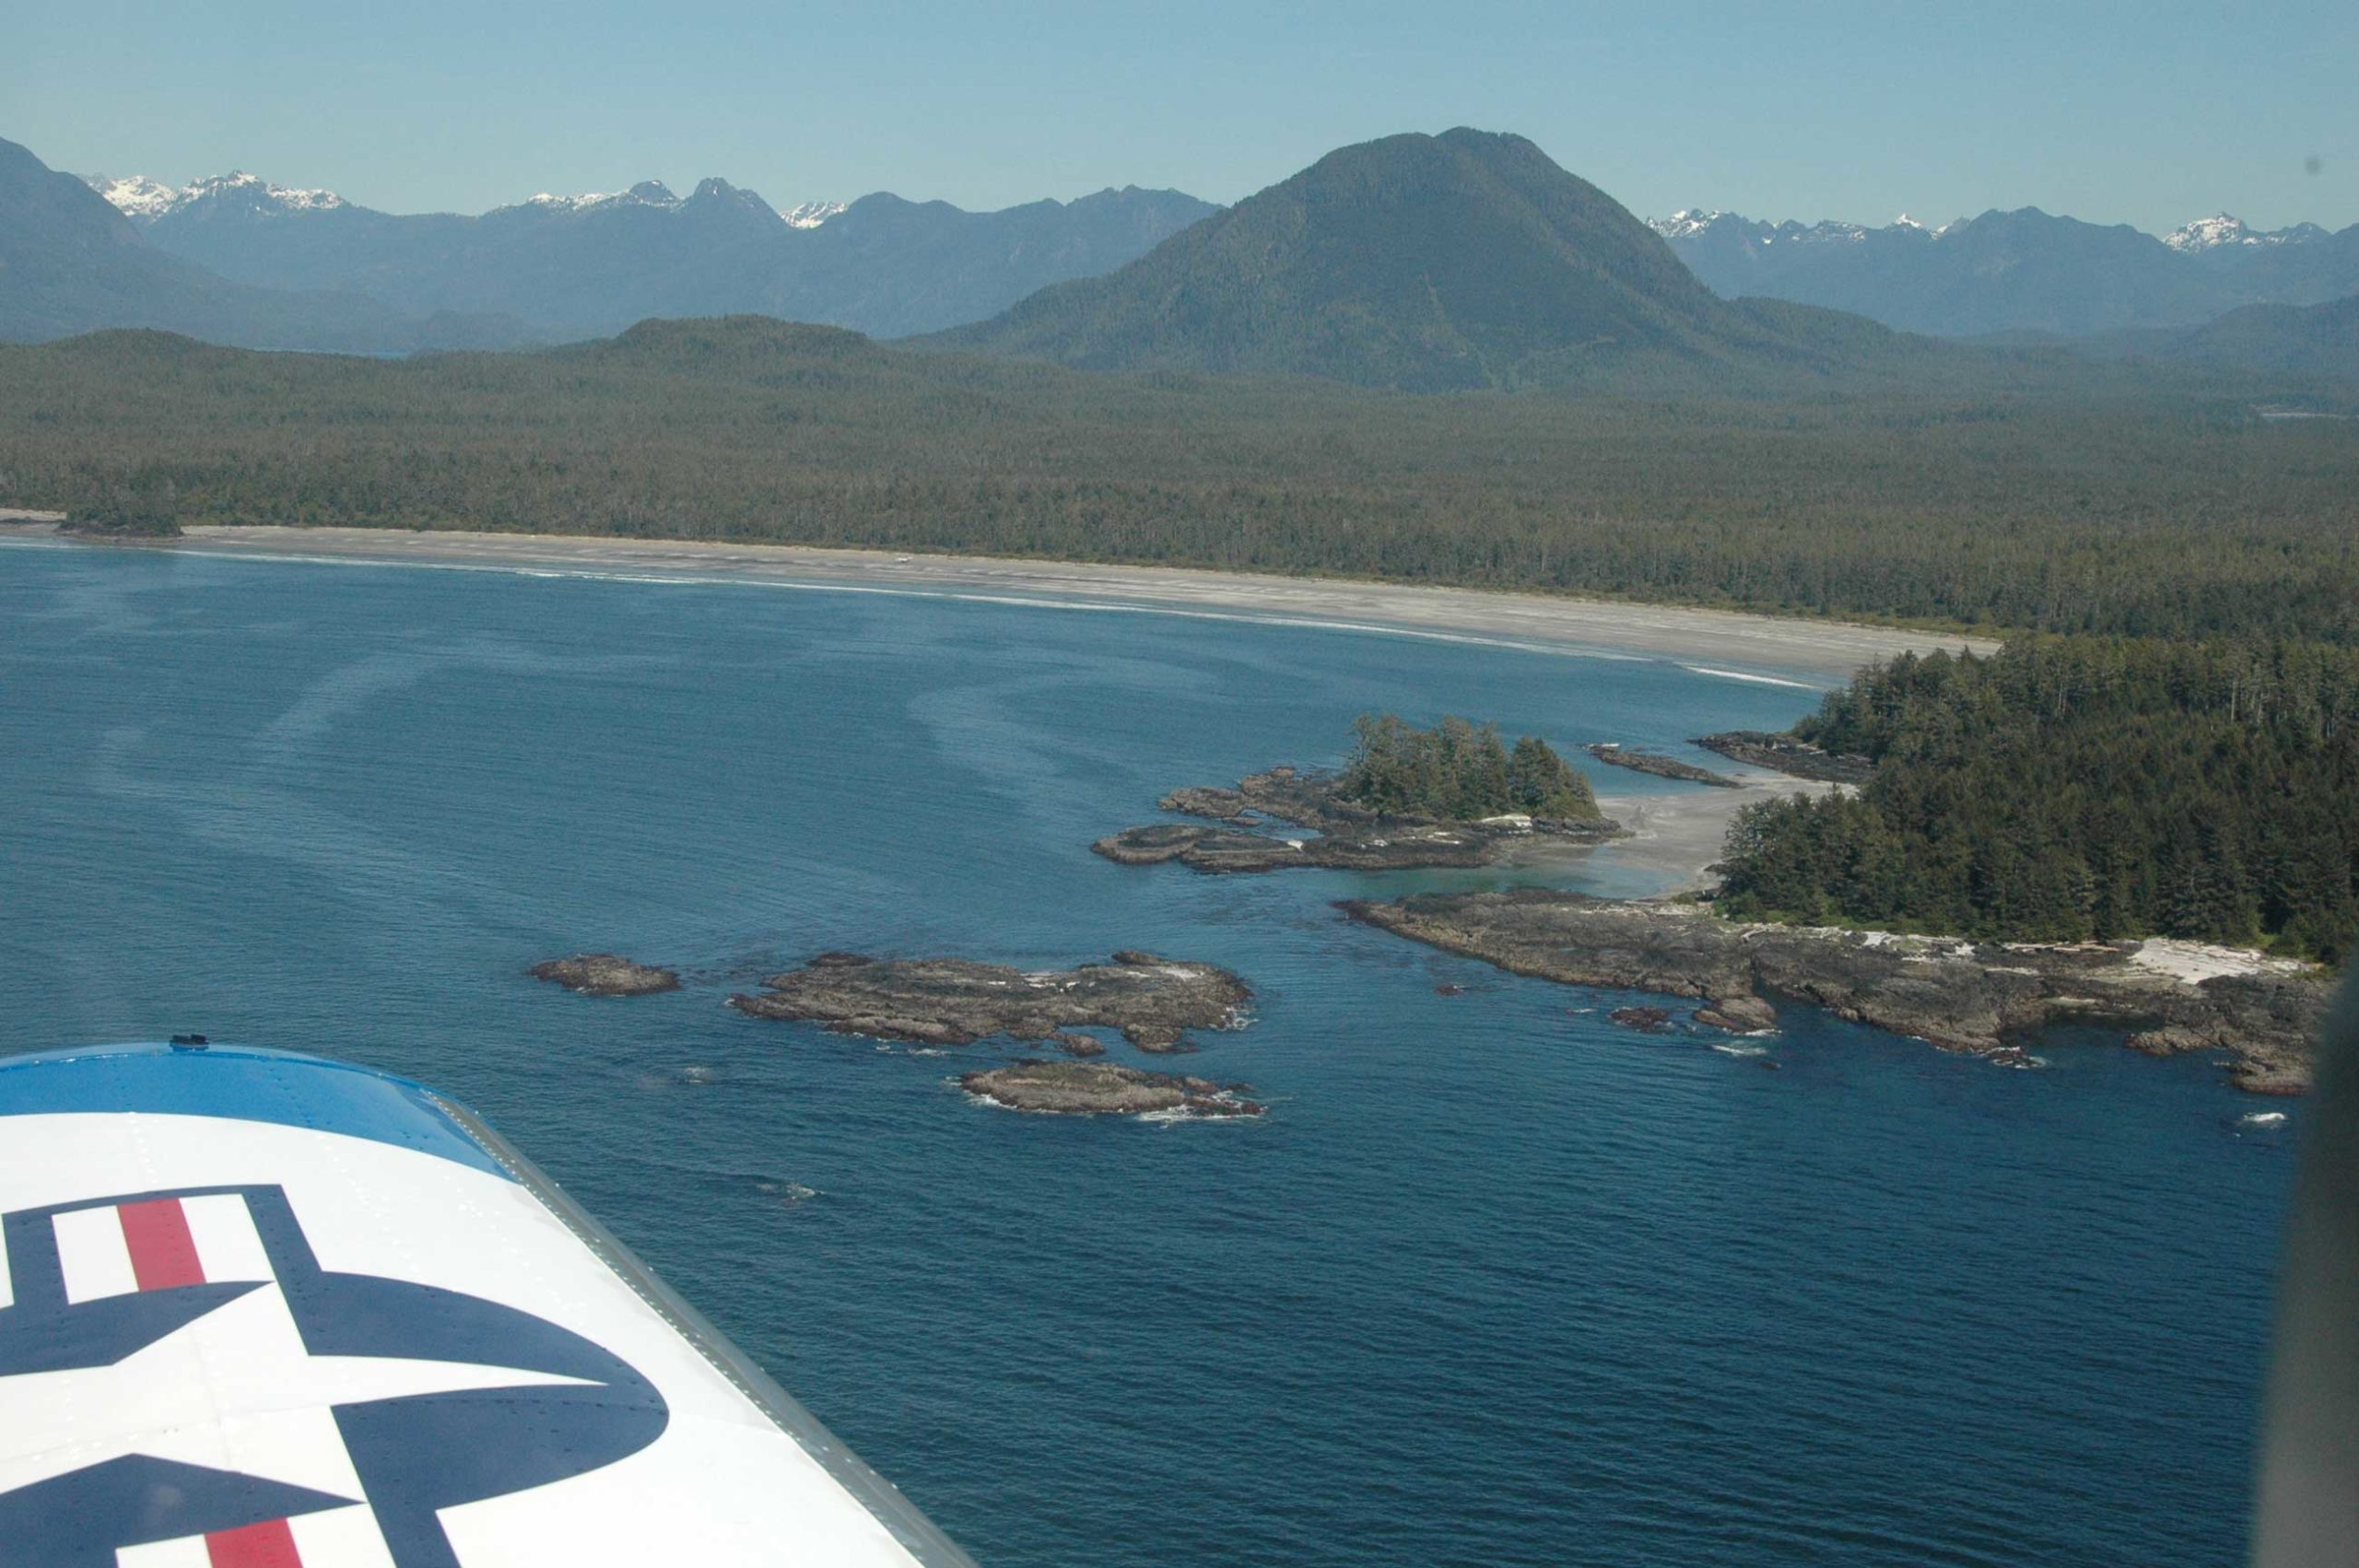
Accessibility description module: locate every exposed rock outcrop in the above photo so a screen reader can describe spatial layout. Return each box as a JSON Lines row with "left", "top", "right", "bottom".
{"left": 1693, "top": 731, "right": 1873, "bottom": 785}
{"left": 528, "top": 953, "right": 681, "bottom": 996}
{"left": 1096, "top": 766, "right": 1621, "bottom": 873}
{"left": 1586, "top": 743, "right": 1744, "bottom": 788}
{"left": 959, "top": 1060, "right": 1265, "bottom": 1117}
{"left": 729, "top": 951, "right": 1250, "bottom": 1052}
{"left": 1342, "top": 889, "right": 2327, "bottom": 1092}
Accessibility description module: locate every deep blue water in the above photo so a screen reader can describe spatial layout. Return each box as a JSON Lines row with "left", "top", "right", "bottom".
{"left": 0, "top": 543, "right": 2294, "bottom": 1567}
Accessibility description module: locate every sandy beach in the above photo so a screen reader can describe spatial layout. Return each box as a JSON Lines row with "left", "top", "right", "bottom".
{"left": 1588, "top": 774, "right": 1838, "bottom": 890}
{"left": 0, "top": 521, "right": 1994, "bottom": 681}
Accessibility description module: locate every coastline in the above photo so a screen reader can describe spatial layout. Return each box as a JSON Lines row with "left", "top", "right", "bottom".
{"left": 1343, "top": 889, "right": 2330, "bottom": 1093}
{"left": 0, "top": 521, "right": 1994, "bottom": 680}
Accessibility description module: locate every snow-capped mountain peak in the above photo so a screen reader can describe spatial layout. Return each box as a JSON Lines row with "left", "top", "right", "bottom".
{"left": 522, "top": 191, "right": 615, "bottom": 212}
{"left": 179, "top": 170, "right": 349, "bottom": 214}
{"left": 511, "top": 181, "right": 679, "bottom": 215}
{"left": 2165, "top": 214, "right": 2251, "bottom": 252}
{"left": 514, "top": 183, "right": 839, "bottom": 226}
{"left": 83, "top": 170, "right": 350, "bottom": 221}
{"left": 1648, "top": 212, "right": 1915, "bottom": 247}
{"left": 80, "top": 173, "right": 182, "bottom": 218}
{"left": 1648, "top": 209, "right": 1726, "bottom": 240}
{"left": 2161, "top": 212, "right": 2330, "bottom": 252}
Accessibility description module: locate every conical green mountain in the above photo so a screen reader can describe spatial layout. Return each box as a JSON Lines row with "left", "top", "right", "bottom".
{"left": 937, "top": 128, "right": 1911, "bottom": 391}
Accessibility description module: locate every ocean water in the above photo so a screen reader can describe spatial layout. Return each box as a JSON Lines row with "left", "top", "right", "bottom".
{"left": 0, "top": 543, "right": 2295, "bottom": 1567}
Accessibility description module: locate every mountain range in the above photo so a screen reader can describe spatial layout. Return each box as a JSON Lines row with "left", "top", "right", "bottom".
{"left": 6, "top": 128, "right": 2353, "bottom": 386}
{"left": 70, "top": 158, "right": 1215, "bottom": 343}
{"left": 1653, "top": 207, "right": 2359, "bottom": 336}
{"left": 0, "top": 137, "right": 524, "bottom": 353}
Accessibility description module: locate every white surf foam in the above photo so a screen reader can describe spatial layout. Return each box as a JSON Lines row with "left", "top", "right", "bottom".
{"left": 1679, "top": 665, "right": 1821, "bottom": 690}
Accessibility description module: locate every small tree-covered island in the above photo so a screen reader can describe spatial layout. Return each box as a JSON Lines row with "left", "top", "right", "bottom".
{"left": 1341, "top": 640, "right": 2346, "bottom": 1094}
{"left": 1335, "top": 714, "right": 1603, "bottom": 822}
{"left": 1095, "top": 715, "right": 1621, "bottom": 872}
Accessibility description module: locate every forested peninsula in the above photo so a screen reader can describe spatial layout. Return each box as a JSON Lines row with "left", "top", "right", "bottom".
{"left": 1718, "top": 638, "right": 2359, "bottom": 965}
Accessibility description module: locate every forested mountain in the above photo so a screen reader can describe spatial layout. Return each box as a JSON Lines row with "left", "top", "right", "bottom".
{"left": 0, "top": 136, "right": 519, "bottom": 352}
{"left": 937, "top": 129, "right": 1938, "bottom": 392}
{"left": 4, "top": 319, "right": 2353, "bottom": 641}
{"left": 104, "top": 161, "right": 1216, "bottom": 340}
{"left": 1718, "top": 639, "right": 2359, "bottom": 962}
{"left": 1657, "top": 206, "right": 2359, "bottom": 337}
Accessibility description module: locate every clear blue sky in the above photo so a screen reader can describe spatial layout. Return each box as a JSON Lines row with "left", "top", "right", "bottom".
{"left": 7, "top": 0, "right": 2353, "bottom": 232}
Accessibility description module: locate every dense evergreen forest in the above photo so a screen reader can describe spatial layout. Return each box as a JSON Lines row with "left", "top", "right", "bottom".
{"left": 1715, "top": 638, "right": 2359, "bottom": 962}
{"left": 1, "top": 320, "right": 2354, "bottom": 640}
{"left": 1338, "top": 715, "right": 1602, "bottom": 822}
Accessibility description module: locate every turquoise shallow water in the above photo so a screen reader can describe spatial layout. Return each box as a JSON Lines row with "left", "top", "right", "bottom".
{"left": 0, "top": 543, "right": 2296, "bottom": 1566}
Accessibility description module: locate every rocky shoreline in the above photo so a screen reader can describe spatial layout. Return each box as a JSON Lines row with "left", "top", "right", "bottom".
{"left": 1342, "top": 888, "right": 2326, "bottom": 1093}
{"left": 1586, "top": 743, "right": 1743, "bottom": 788}
{"left": 1094, "top": 765, "right": 1623, "bottom": 873}
{"left": 1693, "top": 731, "right": 1873, "bottom": 785}
{"left": 729, "top": 950, "right": 1251, "bottom": 1052}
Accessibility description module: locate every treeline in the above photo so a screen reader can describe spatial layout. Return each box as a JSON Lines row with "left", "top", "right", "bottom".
{"left": 65, "top": 477, "right": 184, "bottom": 536}
{"left": 1339, "top": 714, "right": 1601, "bottom": 822}
{"left": 0, "top": 321, "right": 2353, "bottom": 640}
{"left": 1716, "top": 638, "right": 2359, "bottom": 962}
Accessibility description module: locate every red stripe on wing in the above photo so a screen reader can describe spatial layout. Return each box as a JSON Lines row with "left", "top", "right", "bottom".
{"left": 118, "top": 1198, "right": 206, "bottom": 1291}
{"left": 205, "top": 1517, "right": 303, "bottom": 1568}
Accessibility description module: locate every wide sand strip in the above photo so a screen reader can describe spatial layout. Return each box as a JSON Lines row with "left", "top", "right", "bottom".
{"left": 1590, "top": 775, "right": 1840, "bottom": 891}
{"left": 4, "top": 522, "right": 1995, "bottom": 680}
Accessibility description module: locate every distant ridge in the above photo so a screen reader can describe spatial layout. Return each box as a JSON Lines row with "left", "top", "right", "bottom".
{"left": 1653, "top": 206, "right": 2359, "bottom": 336}
{"left": 70, "top": 154, "right": 1218, "bottom": 343}
{"left": 933, "top": 129, "right": 1932, "bottom": 391}
{"left": 0, "top": 136, "right": 526, "bottom": 352}
{"left": 2078, "top": 294, "right": 2359, "bottom": 380}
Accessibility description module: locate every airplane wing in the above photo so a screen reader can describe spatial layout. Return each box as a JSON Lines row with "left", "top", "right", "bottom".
{"left": 0, "top": 1041, "right": 977, "bottom": 1568}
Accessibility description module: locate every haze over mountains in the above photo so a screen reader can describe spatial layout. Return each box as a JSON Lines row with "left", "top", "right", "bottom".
{"left": 1654, "top": 207, "right": 2359, "bottom": 336}
{"left": 0, "top": 136, "right": 522, "bottom": 354}
{"left": 0, "top": 135, "right": 1213, "bottom": 350}
{"left": 75, "top": 155, "right": 1215, "bottom": 343}
{"left": 3, "top": 126, "right": 2353, "bottom": 385}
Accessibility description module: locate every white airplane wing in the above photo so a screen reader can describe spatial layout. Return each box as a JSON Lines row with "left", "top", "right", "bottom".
{"left": 0, "top": 1040, "right": 976, "bottom": 1568}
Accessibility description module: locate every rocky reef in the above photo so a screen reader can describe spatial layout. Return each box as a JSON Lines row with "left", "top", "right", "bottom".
{"left": 960, "top": 1060, "right": 1265, "bottom": 1117}
{"left": 1342, "top": 889, "right": 2327, "bottom": 1093}
{"left": 1095, "top": 766, "right": 1623, "bottom": 873}
{"left": 730, "top": 950, "right": 1250, "bottom": 1052}
{"left": 1586, "top": 743, "right": 1743, "bottom": 788}
{"left": 528, "top": 953, "right": 681, "bottom": 996}
{"left": 1693, "top": 731, "right": 1873, "bottom": 785}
